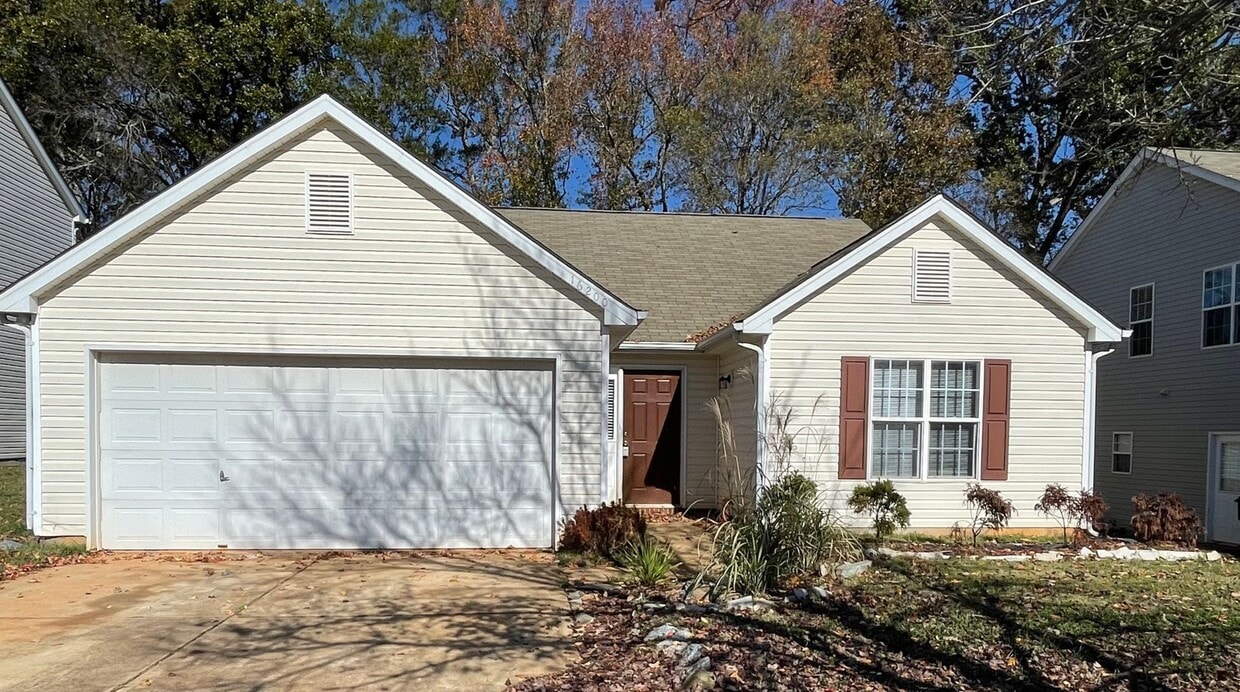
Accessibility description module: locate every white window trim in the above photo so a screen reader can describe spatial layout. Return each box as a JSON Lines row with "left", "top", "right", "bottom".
{"left": 1111, "top": 431, "right": 1133, "bottom": 474}
{"left": 1201, "top": 262, "right": 1240, "bottom": 350}
{"left": 866, "top": 357, "right": 985, "bottom": 482}
{"left": 1128, "top": 283, "right": 1154, "bottom": 358}
{"left": 305, "top": 171, "right": 355, "bottom": 235}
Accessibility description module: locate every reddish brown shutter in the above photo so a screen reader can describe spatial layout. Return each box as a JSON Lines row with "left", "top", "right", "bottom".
{"left": 980, "top": 359, "right": 1012, "bottom": 481}
{"left": 838, "top": 357, "right": 869, "bottom": 479}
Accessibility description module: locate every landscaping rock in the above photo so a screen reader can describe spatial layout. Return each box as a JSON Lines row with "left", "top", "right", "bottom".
{"left": 0, "top": 539, "right": 24, "bottom": 551}
{"left": 1113, "top": 546, "right": 1136, "bottom": 560}
{"left": 1136, "top": 549, "right": 1160, "bottom": 561}
{"left": 676, "top": 602, "right": 709, "bottom": 615}
{"left": 657, "top": 639, "right": 688, "bottom": 656}
{"left": 678, "top": 643, "right": 706, "bottom": 669}
{"left": 1033, "top": 552, "right": 1063, "bottom": 562}
{"left": 642, "top": 602, "right": 670, "bottom": 611}
{"left": 680, "top": 669, "right": 715, "bottom": 692}
{"left": 684, "top": 656, "right": 712, "bottom": 677}
{"left": 566, "top": 590, "right": 584, "bottom": 603}
{"left": 914, "top": 551, "right": 950, "bottom": 560}
{"left": 810, "top": 586, "right": 831, "bottom": 600}
{"left": 1206, "top": 550, "right": 1223, "bottom": 562}
{"left": 1095, "top": 549, "right": 1113, "bottom": 559}
{"left": 1160, "top": 550, "right": 1200, "bottom": 561}
{"left": 725, "top": 595, "right": 778, "bottom": 612}
{"left": 574, "top": 613, "right": 595, "bottom": 624}
{"left": 982, "top": 554, "right": 1029, "bottom": 562}
{"left": 787, "top": 587, "right": 809, "bottom": 603}
{"left": 645, "top": 624, "right": 693, "bottom": 642}
{"left": 863, "top": 548, "right": 879, "bottom": 560}
{"left": 875, "top": 547, "right": 901, "bottom": 559}
{"left": 835, "top": 560, "right": 872, "bottom": 578}
{"left": 1078, "top": 547, "right": 1094, "bottom": 558}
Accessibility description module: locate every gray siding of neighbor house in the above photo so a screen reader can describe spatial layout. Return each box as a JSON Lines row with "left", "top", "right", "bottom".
{"left": 1053, "top": 163, "right": 1240, "bottom": 523}
{"left": 0, "top": 99, "right": 76, "bottom": 459}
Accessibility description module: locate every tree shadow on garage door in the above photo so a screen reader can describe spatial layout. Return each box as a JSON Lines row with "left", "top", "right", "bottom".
{"left": 213, "top": 357, "right": 559, "bottom": 550}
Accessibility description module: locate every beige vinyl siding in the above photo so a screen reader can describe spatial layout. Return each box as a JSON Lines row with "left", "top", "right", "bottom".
{"left": 612, "top": 352, "right": 719, "bottom": 508}
{"left": 714, "top": 344, "right": 758, "bottom": 508}
{"left": 769, "top": 220, "right": 1089, "bottom": 529}
{"left": 33, "top": 122, "right": 605, "bottom": 536}
{"left": 1053, "top": 165, "right": 1240, "bottom": 520}
{"left": 0, "top": 99, "right": 75, "bottom": 459}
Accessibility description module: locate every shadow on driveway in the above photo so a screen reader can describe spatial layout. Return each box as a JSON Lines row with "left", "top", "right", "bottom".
{"left": 0, "top": 551, "right": 574, "bottom": 691}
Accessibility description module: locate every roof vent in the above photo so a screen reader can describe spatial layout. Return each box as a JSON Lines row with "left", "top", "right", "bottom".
{"left": 912, "top": 249, "right": 952, "bottom": 303}
{"left": 306, "top": 172, "right": 353, "bottom": 234}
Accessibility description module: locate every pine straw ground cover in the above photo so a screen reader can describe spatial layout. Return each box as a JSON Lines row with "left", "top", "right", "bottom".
{"left": 515, "top": 558, "right": 1240, "bottom": 691}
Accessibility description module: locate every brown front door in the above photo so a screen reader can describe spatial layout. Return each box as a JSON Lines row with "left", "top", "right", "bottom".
{"left": 623, "top": 372, "right": 682, "bottom": 505}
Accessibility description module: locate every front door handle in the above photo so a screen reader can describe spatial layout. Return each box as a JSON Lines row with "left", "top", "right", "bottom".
{"left": 220, "top": 470, "right": 231, "bottom": 483}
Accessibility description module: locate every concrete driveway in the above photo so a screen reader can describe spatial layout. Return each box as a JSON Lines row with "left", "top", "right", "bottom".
{"left": 0, "top": 551, "right": 574, "bottom": 690}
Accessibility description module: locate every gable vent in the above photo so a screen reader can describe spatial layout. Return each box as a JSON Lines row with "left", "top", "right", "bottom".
{"left": 912, "top": 249, "right": 952, "bottom": 303}
{"left": 306, "top": 172, "right": 353, "bottom": 234}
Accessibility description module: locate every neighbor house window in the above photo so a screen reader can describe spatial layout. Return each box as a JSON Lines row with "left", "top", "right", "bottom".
{"left": 1129, "top": 284, "right": 1154, "bottom": 357}
{"left": 1202, "top": 263, "right": 1239, "bottom": 347}
{"left": 1112, "top": 432, "right": 1133, "bottom": 474}
{"left": 871, "top": 359, "right": 980, "bottom": 479}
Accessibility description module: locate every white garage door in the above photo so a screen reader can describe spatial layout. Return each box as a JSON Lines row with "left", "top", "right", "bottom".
{"left": 98, "top": 358, "right": 554, "bottom": 550}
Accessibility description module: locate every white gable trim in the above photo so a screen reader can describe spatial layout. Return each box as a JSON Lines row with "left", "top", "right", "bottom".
{"left": 736, "top": 195, "right": 1124, "bottom": 343}
{"left": 1050, "top": 148, "right": 1240, "bottom": 271}
{"left": 0, "top": 95, "right": 641, "bottom": 326}
{"left": 0, "top": 76, "right": 86, "bottom": 226}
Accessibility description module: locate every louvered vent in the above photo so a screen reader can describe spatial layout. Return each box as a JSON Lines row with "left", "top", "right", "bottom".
{"left": 912, "top": 250, "right": 952, "bottom": 303}
{"left": 306, "top": 172, "right": 353, "bottom": 234}
{"left": 606, "top": 374, "right": 618, "bottom": 440}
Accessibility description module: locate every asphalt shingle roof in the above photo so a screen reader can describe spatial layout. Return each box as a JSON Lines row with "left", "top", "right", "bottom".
{"left": 500, "top": 208, "right": 871, "bottom": 342}
{"left": 1167, "top": 148, "right": 1240, "bottom": 183}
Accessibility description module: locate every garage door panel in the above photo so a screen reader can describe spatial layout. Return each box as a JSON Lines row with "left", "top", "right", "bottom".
{"left": 100, "top": 359, "right": 555, "bottom": 549}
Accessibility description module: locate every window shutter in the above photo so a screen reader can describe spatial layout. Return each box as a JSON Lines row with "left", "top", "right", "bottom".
{"left": 981, "top": 359, "right": 1011, "bottom": 480}
{"left": 838, "top": 357, "right": 869, "bottom": 479}
{"left": 306, "top": 172, "right": 353, "bottom": 234}
{"left": 912, "top": 250, "right": 952, "bottom": 303}
{"left": 606, "top": 374, "right": 618, "bottom": 441}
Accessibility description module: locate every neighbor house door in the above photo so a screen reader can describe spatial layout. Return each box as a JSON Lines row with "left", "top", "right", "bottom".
{"left": 622, "top": 372, "right": 681, "bottom": 505}
{"left": 1210, "top": 434, "right": 1240, "bottom": 545}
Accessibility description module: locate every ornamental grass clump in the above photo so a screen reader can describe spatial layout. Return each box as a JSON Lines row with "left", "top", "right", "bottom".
{"left": 698, "top": 472, "right": 860, "bottom": 599}
{"left": 559, "top": 502, "right": 647, "bottom": 559}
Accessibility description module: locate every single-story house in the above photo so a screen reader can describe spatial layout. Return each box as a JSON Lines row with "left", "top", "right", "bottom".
{"left": 0, "top": 96, "right": 1122, "bottom": 550}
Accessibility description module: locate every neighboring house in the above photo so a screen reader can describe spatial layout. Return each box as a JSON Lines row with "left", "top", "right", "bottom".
{"left": 0, "top": 78, "right": 83, "bottom": 465}
{"left": 0, "top": 96, "right": 1121, "bottom": 549}
{"left": 1051, "top": 148, "right": 1240, "bottom": 544}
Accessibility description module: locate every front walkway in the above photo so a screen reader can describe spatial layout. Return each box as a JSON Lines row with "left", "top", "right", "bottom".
{"left": 0, "top": 551, "right": 573, "bottom": 690}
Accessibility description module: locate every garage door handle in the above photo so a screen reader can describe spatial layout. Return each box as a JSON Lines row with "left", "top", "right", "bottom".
{"left": 219, "top": 471, "right": 231, "bottom": 483}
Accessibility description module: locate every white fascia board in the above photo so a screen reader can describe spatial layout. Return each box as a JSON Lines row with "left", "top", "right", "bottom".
{"left": 738, "top": 195, "right": 1124, "bottom": 343}
{"left": 1050, "top": 148, "right": 1240, "bottom": 271}
{"left": 616, "top": 341, "right": 698, "bottom": 352}
{"left": 0, "top": 95, "right": 642, "bottom": 327}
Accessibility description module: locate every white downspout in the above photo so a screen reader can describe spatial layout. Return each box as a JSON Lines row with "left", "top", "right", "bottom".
{"left": 1082, "top": 345, "right": 1113, "bottom": 535}
{"left": 736, "top": 336, "right": 770, "bottom": 489}
{"left": 3, "top": 319, "right": 38, "bottom": 533}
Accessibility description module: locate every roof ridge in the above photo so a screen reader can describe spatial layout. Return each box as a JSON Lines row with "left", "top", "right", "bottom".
{"left": 502, "top": 206, "right": 864, "bottom": 222}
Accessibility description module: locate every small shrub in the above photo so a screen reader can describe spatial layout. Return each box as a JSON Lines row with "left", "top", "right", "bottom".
{"left": 559, "top": 502, "right": 647, "bottom": 558}
{"left": 1033, "top": 484, "right": 1112, "bottom": 543}
{"left": 847, "top": 480, "right": 911, "bottom": 540}
{"left": 1130, "top": 493, "right": 1202, "bottom": 547}
{"left": 1078, "top": 490, "right": 1110, "bottom": 534}
{"left": 963, "top": 483, "right": 1014, "bottom": 546}
{"left": 698, "top": 472, "right": 861, "bottom": 598}
{"left": 615, "top": 538, "right": 680, "bottom": 587}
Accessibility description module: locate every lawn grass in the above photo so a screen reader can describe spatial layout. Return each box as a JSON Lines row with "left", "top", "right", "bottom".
{"left": 0, "top": 465, "right": 88, "bottom": 578}
{"left": 526, "top": 557, "right": 1240, "bottom": 690}
{"left": 0, "top": 464, "right": 26, "bottom": 538}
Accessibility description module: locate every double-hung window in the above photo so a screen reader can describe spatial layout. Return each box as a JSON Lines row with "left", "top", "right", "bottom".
{"left": 1129, "top": 284, "right": 1153, "bottom": 357}
{"left": 1202, "top": 263, "right": 1239, "bottom": 348}
{"left": 871, "top": 359, "right": 980, "bottom": 479}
